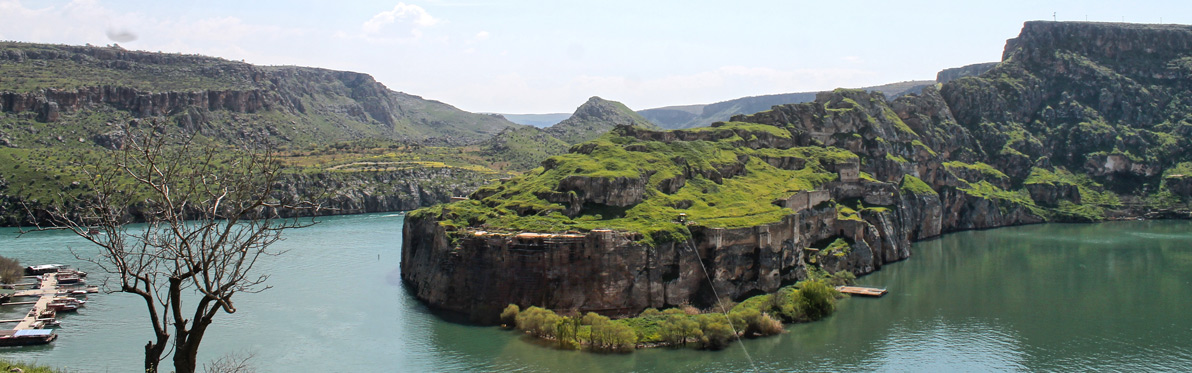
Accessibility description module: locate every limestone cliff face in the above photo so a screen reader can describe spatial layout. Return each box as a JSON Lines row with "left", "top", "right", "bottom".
{"left": 0, "top": 42, "right": 517, "bottom": 145}
{"left": 0, "top": 87, "right": 279, "bottom": 123}
{"left": 404, "top": 187, "right": 929, "bottom": 323}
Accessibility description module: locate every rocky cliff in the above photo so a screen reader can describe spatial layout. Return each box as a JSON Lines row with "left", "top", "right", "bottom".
{"left": 402, "top": 22, "right": 1192, "bottom": 324}
{"left": 936, "top": 62, "right": 998, "bottom": 83}
{"left": 0, "top": 42, "right": 518, "bottom": 147}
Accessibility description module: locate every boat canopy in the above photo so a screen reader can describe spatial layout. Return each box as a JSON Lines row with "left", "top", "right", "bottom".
{"left": 14, "top": 329, "right": 54, "bottom": 337}
{"left": 27, "top": 264, "right": 66, "bottom": 271}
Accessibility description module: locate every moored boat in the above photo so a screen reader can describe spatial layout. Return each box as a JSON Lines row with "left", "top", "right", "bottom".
{"left": 47, "top": 301, "right": 79, "bottom": 313}
{"left": 0, "top": 329, "right": 57, "bottom": 346}
{"left": 55, "top": 273, "right": 83, "bottom": 285}
{"left": 24, "top": 264, "right": 65, "bottom": 276}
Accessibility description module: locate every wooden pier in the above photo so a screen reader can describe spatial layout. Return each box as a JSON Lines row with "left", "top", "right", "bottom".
{"left": 836, "top": 286, "right": 888, "bottom": 297}
{"left": 12, "top": 274, "right": 60, "bottom": 330}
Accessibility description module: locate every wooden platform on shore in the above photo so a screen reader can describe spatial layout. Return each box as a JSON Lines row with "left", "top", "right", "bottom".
{"left": 836, "top": 286, "right": 887, "bottom": 297}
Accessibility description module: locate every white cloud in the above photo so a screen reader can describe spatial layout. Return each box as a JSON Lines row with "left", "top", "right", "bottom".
{"left": 474, "top": 31, "right": 489, "bottom": 41}
{"left": 362, "top": 3, "right": 439, "bottom": 35}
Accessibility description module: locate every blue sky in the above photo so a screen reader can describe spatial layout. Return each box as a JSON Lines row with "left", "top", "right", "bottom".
{"left": 1, "top": 0, "right": 1189, "bottom": 113}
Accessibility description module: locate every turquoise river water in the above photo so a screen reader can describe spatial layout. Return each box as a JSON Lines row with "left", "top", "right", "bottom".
{"left": 0, "top": 213, "right": 1189, "bottom": 372}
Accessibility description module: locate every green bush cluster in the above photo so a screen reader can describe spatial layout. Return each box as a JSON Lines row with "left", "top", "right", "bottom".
{"left": 502, "top": 274, "right": 851, "bottom": 353}
{"left": 509, "top": 306, "right": 637, "bottom": 352}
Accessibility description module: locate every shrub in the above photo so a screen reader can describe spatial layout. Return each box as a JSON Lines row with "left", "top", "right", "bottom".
{"left": 797, "top": 280, "right": 837, "bottom": 321}
{"left": 589, "top": 317, "right": 637, "bottom": 352}
{"left": 515, "top": 306, "right": 561, "bottom": 339}
{"left": 696, "top": 314, "right": 737, "bottom": 350}
{"left": 0, "top": 255, "right": 22, "bottom": 284}
{"left": 499, "top": 304, "right": 520, "bottom": 328}
{"left": 658, "top": 314, "right": 701, "bottom": 347}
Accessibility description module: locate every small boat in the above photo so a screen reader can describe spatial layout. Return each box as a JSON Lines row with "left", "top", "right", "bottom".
{"left": 47, "top": 301, "right": 79, "bottom": 313}
{"left": 56, "top": 273, "right": 82, "bottom": 285}
{"left": 86, "top": 227, "right": 100, "bottom": 235}
{"left": 51, "top": 297, "right": 85, "bottom": 306}
{"left": 0, "top": 329, "right": 57, "bottom": 346}
{"left": 31, "top": 319, "right": 60, "bottom": 329}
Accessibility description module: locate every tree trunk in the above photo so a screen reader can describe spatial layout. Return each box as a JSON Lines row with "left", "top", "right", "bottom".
{"left": 145, "top": 338, "right": 167, "bottom": 373}
{"left": 173, "top": 317, "right": 214, "bottom": 373}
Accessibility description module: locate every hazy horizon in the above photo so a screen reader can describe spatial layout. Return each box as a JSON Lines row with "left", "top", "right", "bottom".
{"left": 1, "top": 0, "right": 1188, "bottom": 114}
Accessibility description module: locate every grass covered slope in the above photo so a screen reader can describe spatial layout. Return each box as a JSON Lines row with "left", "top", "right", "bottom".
{"left": 416, "top": 121, "right": 853, "bottom": 245}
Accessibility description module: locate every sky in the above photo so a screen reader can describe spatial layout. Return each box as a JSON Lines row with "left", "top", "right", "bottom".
{"left": 1, "top": 0, "right": 1190, "bottom": 114}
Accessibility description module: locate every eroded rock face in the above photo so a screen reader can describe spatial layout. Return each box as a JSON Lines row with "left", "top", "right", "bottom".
{"left": 0, "top": 87, "right": 279, "bottom": 123}
{"left": 402, "top": 187, "right": 930, "bottom": 323}
{"left": 1169, "top": 176, "right": 1192, "bottom": 198}
{"left": 1026, "top": 182, "right": 1082, "bottom": 206}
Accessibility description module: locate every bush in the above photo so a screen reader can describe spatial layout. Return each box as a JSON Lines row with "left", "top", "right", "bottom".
{"left": 515, "top": 306, "right": 561, "bottom": 339}
{"left": 589, "top": 317, "right": 637, "bottom": 352}
{"left": 554, "top": 316, "right": 582, "bottom": 349}
{"left": 797, "top": 280, "right": 837, "bottom": 321}
{"left": 658, "top": 314, "right": 701, "bottom": 347}
{"left": 827, "top": 271, "right": 857, "bottom": 287}
{"left": 695, "top": 314, "right": 737, "bottom": 350}
{"left": 499, "top": 304, "right": 520, "bottom": 328}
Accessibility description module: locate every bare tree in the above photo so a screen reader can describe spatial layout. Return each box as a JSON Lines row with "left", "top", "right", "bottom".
{"left": 35, "top": 124, "right": 318, "bottom": 373}
{"left": 204, "top": 351, "right": 257, "bottom": 373}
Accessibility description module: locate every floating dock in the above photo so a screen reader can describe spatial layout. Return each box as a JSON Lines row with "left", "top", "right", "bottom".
{"left": 836, "top": 285, "right": 888, "bottom": 297}
{"left": 13, "top": 274, "right": 61, "bottom": 330}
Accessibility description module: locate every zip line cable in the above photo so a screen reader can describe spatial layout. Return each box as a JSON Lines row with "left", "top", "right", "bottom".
{"left": 683, "top": 237, "right": 759, "bottom": 372}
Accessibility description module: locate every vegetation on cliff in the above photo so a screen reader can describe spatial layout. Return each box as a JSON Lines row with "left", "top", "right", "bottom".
{"left": 501, "top": 273, "right": 850, "bottom": 352}
{"left": 402, "top": 22, "right": 1192, "bottom": 336}
{"left": 415, "top": 120, "right": 853, "bottom": 245}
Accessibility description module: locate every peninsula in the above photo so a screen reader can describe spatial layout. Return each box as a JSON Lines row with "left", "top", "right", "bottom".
{"left": 401, "top": 21, "right": 1192, "bottom": 326}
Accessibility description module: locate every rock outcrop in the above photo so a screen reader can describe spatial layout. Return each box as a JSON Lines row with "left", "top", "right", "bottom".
{"left": 936, "top": 62, "right": 998, "bottom": 83}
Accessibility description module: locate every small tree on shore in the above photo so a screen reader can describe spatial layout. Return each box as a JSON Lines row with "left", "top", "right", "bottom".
{"left": 0, "top": 255, "right": 22, "bottom": 284}
{"left": 34, "top": 124, "right": 318, "bottom": 373}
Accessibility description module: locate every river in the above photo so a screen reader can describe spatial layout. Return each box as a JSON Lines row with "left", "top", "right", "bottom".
{"left": 0, "top": 214, "right": 1189, "bottom": 372}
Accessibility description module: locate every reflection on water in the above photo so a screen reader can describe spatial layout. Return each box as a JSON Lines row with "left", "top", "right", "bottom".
{"left": 0, "top": 216, "right": 1189, "bottom": 372}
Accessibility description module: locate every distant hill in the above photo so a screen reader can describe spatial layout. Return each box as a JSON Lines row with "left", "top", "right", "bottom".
{"left": 482, "top": 96, "right": 658, "bottom": 171}
{"left": 0, "top": 42, "right": 518, "bottom": 147}
{"left": 545, "top": 96, "right": 658, "bottom": 144}
{"left": 498, "top": 113, "right": 571, "bottom": 128}
{"left": 638, "top": 80, "right": 934, "bottom": 130}
{"left": 482, "top": 125, "right": 570, "bottom": 171}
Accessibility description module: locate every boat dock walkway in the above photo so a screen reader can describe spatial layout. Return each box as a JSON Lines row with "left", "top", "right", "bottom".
{"left": 10, "top": 274, "right": 59, "bottom": 330}
{"left": 836, "top": 285, "right": 888, "bottom": 297}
